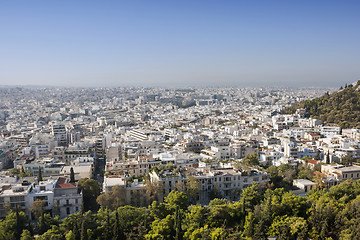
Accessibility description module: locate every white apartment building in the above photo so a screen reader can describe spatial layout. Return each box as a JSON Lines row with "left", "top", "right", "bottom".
{"left": 149, "top": 167, "right": 270, "bottom": 203}
{"left": 0, "top": 177, "right": 82, "bottom": 219}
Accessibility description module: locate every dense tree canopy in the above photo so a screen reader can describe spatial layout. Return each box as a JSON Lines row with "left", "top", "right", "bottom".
{"left": 78, "top": 178, "right": 101, "bottom": 212}
{"left": 2, "top": 179, "right": 360, "bottom": 239}
{"left": 283, "top": 81, "right": 360, "bottom": 129}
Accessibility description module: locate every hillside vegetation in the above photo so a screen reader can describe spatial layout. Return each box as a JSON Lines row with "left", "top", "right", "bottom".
{"left": 284, "top": 81, "right": 360, "bottom": 129}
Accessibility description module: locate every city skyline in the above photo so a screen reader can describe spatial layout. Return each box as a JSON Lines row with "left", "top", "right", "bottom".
{"left": 1, "top": 0, "right": 359, "bottom": 87}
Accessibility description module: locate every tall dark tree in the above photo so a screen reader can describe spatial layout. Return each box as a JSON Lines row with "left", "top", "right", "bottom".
{"left": 113, "top": 210, "right": 125, "bottom": 240}
{"left": 15, "top": 206, "right": 22, "bottom": 240}
{"left": 80, "top": 218, "right": 87, "bottom": 240}
{"left": 174, "top": 206, "right": 183, "bottom": 240}
{"left": 254, "top": 219, "right": 267, "bottom": 240}
{"left": 37, "top": 167, "right": 43, "bottom": 182}
{"left": 326, "top": 151, "right": 330, "bottom": 164}
{"left": 78, "top": 178, "right": 100, "bottom": 211}
{"left": 314, "top": 151, "right": 320, "bottom": 160}
{"left": 70, "top": 167, "right": 75, "bottom": 183}
{"left": 278, "top": 224, "right": 291, "bottom": 240}
{"left": 341, "top": 154, "right": 355, "bottom": 166}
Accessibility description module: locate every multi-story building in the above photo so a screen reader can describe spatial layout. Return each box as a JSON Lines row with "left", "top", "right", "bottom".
{"left": 321, "top": 164, "right": 360, "bottom": 182}
{"left": 149, "top": 167, "right": 270, "bottom": 203}
{"left": 0, "top": 177, "right": 82, "bottom": 219}
{"left": 0, "top": 181, "right": 30, "bottom": 218}
{"left": 23, "top": 158, "right": 64, "bottom": 176}
{"left": 179, "top": 140, "right": 204, "bottom": 153}
{"left": 53, "top": 177, "right": 82, "bottom": 218}
{"left": 52, "top": 122, "right": 68, "bottom": 147}
{"left": 102, "top": 175, "right": 147, "bottom": 207}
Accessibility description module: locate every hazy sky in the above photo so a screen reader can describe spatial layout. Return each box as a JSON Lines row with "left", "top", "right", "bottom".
{"left": 1, "top": 1, "right": 359, "bottom": 88}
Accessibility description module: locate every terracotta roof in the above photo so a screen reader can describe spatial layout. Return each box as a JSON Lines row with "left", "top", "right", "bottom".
{"left": 56, "top": 183, "right": 76, "bottom": 188}
{"left": 307, "top": 159, "right": 319, "bottom": 165}
{"left": 57, "top": 177, "right": 67, "bottom": 184}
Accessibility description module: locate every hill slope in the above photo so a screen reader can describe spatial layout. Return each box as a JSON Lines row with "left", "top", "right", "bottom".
{"left": 283, "top": 81, "right": 360, "bottom": 129}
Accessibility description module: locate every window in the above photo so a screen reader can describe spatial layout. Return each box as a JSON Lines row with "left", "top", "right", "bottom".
{"left": 75, "top": 199, "right": 78, "bottom": 204}
{"left": 66, "top": 200, "right": 69, "bottom": 205}
{"left": 10, "top": 196, "right": 25, "bottom": 202}
{"left": 66, "top": 207, "right": 70, "bottom": 215}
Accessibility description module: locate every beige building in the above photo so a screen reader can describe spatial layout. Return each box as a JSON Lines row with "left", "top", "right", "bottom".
{"left": 321, "top": 164, "right": 360, "bottom": 182}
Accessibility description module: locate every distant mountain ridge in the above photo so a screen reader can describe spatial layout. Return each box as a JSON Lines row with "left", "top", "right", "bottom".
{"left": 283, "top": 80, "right": 360, "bottom": 129}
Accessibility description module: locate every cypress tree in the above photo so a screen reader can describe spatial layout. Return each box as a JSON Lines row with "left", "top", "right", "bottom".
{"left": 113, "top": 210, "right": 125, "bottom": 240}
{"left": 253, "top": 219, "right": 267, "bottom": 240}
{"left": 326, "top": 151, "right": 330, "bottom": 164}
{"left": 174, "top": 206, "right": 183, "bottom": 240}
{"left": 104, "top": 209, "right": 112, "bottom": 239}
{"left": 15, "top": 206, "right": 22, "bottom": 240}
{"left": 81, "top": 218, "right": 87, "bottom": 240}
{"left": 314, "top": 151, "right": 320, "bottom": 160}
{"left": 70, "top": 167, "right": 75, "bottom": 183}
{"left": 37, "top": 167, "right": 43, "bottom": 182}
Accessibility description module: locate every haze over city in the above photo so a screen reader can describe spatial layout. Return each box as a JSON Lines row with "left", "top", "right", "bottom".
{"left": 1, "top": 0, "right": 359, "bottom": 88}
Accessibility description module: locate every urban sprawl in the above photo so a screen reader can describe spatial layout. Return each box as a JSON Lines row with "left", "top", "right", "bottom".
{"left": 1, "top": 86, "right": 359, "bottom": 220}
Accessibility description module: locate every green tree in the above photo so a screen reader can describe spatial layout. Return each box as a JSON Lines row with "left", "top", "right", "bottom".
{"left": 70, "top": 167, "right": 75, "bottom": 183}
{"left": 210, "top": 227, "right": 228, "bottom": 240}
{"left": 242, "top": 153, "right": 260, "bottom": 166}
{"left": 207, "top": 199, "right": 232, "bottom": 228}
{"left": 185, "top": 175, "right": 200, "bottom": 205}
{"left": 145, "top": 215, "right": 175, "bottom": 240}
{"left": 38, "top": 226, "right": 64, "bottom": 240}
{"left": 174, "top": 206, "right": 183, "bottom": 240}
{"left": 341, "top": 154, "right": 355, "bottom": 166}
{"left": 183, "top": 205, "right": 206, "bottom": 231}
{"left": 29, "top": 200, "right": 45, "bottom": 220}
{"left": 65, "top": 230, "right": 75, "bottom": 240}
{"left": 243, "top": 212, "right": 254, "bottom": 238}
{"left": 113, "top": 210, "right": 126, "bottom": 240}
{"left": 268, "top": 216, "right": 307, "bottom": 240}
{"left": 164, "top": 191, "right": 188, "bottom": 212}
{"left": 326, "top": 151, "right": 330, "bottom": 164}
{"left": 38, "top": 166, "right": 43, "bottom": 182}
{"left": 240, "top": 183, "right": 262, "bottom": 212}
{"left": 8, "top": 168, "right": 20, "bottom": 177}
{"left": 97, "top": 185, "right": 127, "bottom": 210}
{"left": 145, "top": 176, "right": 162, "bottom": 204}
{"left": 0, "top": 210, "right": 28, "bottom": 240}
{"left": 208, "top": 183, "right": 222, "bottom": 200}
{"left": 78, "top": 178, "right": 100, "bottom": 211}
{"left": 80, "top": 218, "right": 87, "bottom": 240}
{"left": 20, "top": 229, "right": 34, "bottom": 240}
{"left": 149, "top": 201, "right": 169, "bottom": 220}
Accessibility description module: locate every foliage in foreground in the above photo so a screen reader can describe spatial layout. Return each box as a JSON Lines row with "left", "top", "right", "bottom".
{"left": 1, "top": 180, "right": 360, "bottom": 239}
